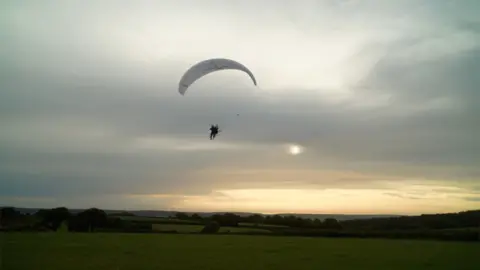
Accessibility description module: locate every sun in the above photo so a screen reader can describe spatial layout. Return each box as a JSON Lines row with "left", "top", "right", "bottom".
{"left": 287, "top": 144, "right": 304, "bottom": 155}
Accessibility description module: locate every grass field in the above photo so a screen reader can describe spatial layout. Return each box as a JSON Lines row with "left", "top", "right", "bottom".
{"left": 3, "top": 233, "right": 479, "bottom": 270}
{"left": 151, "top": 224, "right": 203, "bottom": 232}
{"left": 239, "top": 222, "right": 289, "bottom": 228}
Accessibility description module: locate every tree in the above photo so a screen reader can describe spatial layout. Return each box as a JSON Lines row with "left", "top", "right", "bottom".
{"left": 1, "top": 207, "right": 21, "bottom": 219}
{"left": 1, "top": 207, "right": 22, "bottom": 227}
{"left": 211, "top": 213, "right": 241, "bottom": 227}
{"left": 246, "top": 214, "right": 264, "bottom": 225}
{"left": 37, "top": 207, "right": 71, "bottom": 231}
{"left": 175, "top": 212, "right": 189, "bottom": 220}
{"left": 68, "top": 208, "right": 107, "bottom": 232}
{"left": 313, "top": 218, "right": 323, "bottom": 228}
{"left": 324, "top": 218, "right": 342, "bottom": 229}
{"left": 191, "top": 213, "right": 202, "bottom": 221}
{"left": 201, "top": 221, "right": 220, "bottom": 234}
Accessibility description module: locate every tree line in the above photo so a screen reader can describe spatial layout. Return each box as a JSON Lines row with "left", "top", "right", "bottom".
{"left": 1, "top": 207, "right": 110, "bottom": 232}
{"left": 174, "top": 212, "right": 342, "bottom": 229}
{"left": 1, "top": 207, "right": 479, "bottom": 241}
{"left": 174, "top": 210, "right": 480, "bottom": 231}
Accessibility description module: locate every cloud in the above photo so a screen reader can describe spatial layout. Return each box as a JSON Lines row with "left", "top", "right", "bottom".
{"left": 1, "top": 0, "right": 480, "bottom": 213}
{"left": 384, "top": 192, "right": 422, "bottom": 200}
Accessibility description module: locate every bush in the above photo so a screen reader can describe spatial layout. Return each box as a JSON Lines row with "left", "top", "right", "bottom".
{"left": 201, "top": 221, "right": 220, "bottom": 234}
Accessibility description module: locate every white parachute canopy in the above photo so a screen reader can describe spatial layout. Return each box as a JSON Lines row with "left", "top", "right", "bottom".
{"left": 178, "top": 58, "right": 257, "bottom": 95}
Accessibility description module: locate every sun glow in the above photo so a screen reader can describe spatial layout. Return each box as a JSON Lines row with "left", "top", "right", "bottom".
{"left": 287, "top": 144, "right": 304, "bottom": 155}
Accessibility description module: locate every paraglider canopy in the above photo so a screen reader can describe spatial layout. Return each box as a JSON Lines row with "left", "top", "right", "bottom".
{"left": 178, "top": 58, "right": 257, "bottom": 95}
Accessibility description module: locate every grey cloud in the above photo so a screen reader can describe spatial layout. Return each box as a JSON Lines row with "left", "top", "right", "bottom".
{"left": 302, "top": 45, "right": 480, "bottom": 168}
{"left": 2, "top": 49, "right": 480, "bottom": 197}
{"left": 1, "top": 0, "right": 480, "bottom": 209}
{"left": 0, "top": 144, "right": 242, "bottom": 197}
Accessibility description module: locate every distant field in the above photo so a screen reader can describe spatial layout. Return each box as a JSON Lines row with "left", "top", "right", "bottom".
{"left": 239, "top": 222, "right": 289, "bottom": 228}
{"left": 116, "top": 216, "right": 199, "bottom": 224}
{"left": 152, "top": 224, "right": 203, "bottom": 232}
{"left": 3, "top": 233, "right": 479, "bottom": 270}
{"left": 151, "top": 224, "right": 271, "bottom": 233}
{"left": 116, "top": 217, "right": 281, "bottom": 233}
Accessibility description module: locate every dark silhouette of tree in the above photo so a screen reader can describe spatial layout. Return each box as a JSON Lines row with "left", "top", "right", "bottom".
{"left": 191, "top": 213, "right": 202, "bottom": 220}
{"left": 324, "top": 218, "right": 342, "bottom": 229}
{"left": 175, "top": 212, "right": 189, "bottom": 220}
{"left": 1, "top": 207, "right": 22, "bottom": 227}
{"left": 36, "top": 207, "right": 71, "bottom": 231}
{"left": 68, "top": 208, "right": 107, "bottom": 232}
{"left": 211, "top": 213, "right": 241, "bottom": 227}
{"left": 1, "top": 207, "right": 21, "bottom": 219}
{"left": 341, "top": 210, "right": 480, "bottom": 231}
{"left": 313, "top": 218, "right": 323, "bottom": 228}
{"left": 247, "top": 214, "right": 264, "bottom": 225}
{"left": 201, "top": 221, "right": 220, "bottom": 234}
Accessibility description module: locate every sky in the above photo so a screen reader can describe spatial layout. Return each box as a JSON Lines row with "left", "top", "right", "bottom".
{"left": 1, "top": 0, "right": 480, "bottom": 215}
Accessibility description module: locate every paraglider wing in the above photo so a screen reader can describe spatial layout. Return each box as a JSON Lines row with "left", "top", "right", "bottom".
{"left": 178, "top": 58, "right": 257, "bottom": 95}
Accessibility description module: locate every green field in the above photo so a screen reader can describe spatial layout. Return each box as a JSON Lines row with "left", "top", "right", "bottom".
{"left": 3, "top": 233, "right": 479, "bottom": 270}
{"left": 239, "top": 222, "right": 289, "bottom": 228}
{"left": 152, "top": 224, "right": 204, "bottom": 232}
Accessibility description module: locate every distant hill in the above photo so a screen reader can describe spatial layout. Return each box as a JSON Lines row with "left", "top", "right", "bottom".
{"left": 276, "top": 213, "right": 403, "bottom": 221}
{"left": 5, "top": 207, "right": 401, "bottom": 221}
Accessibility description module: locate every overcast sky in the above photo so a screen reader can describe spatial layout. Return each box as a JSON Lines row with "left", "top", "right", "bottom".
{"left": 1, "top": 0, "right": 479, "bottom": 215}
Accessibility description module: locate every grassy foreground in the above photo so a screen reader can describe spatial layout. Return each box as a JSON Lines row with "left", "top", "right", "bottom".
{"left": 2, "top": 233, "right": 479, "bottom": 270}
